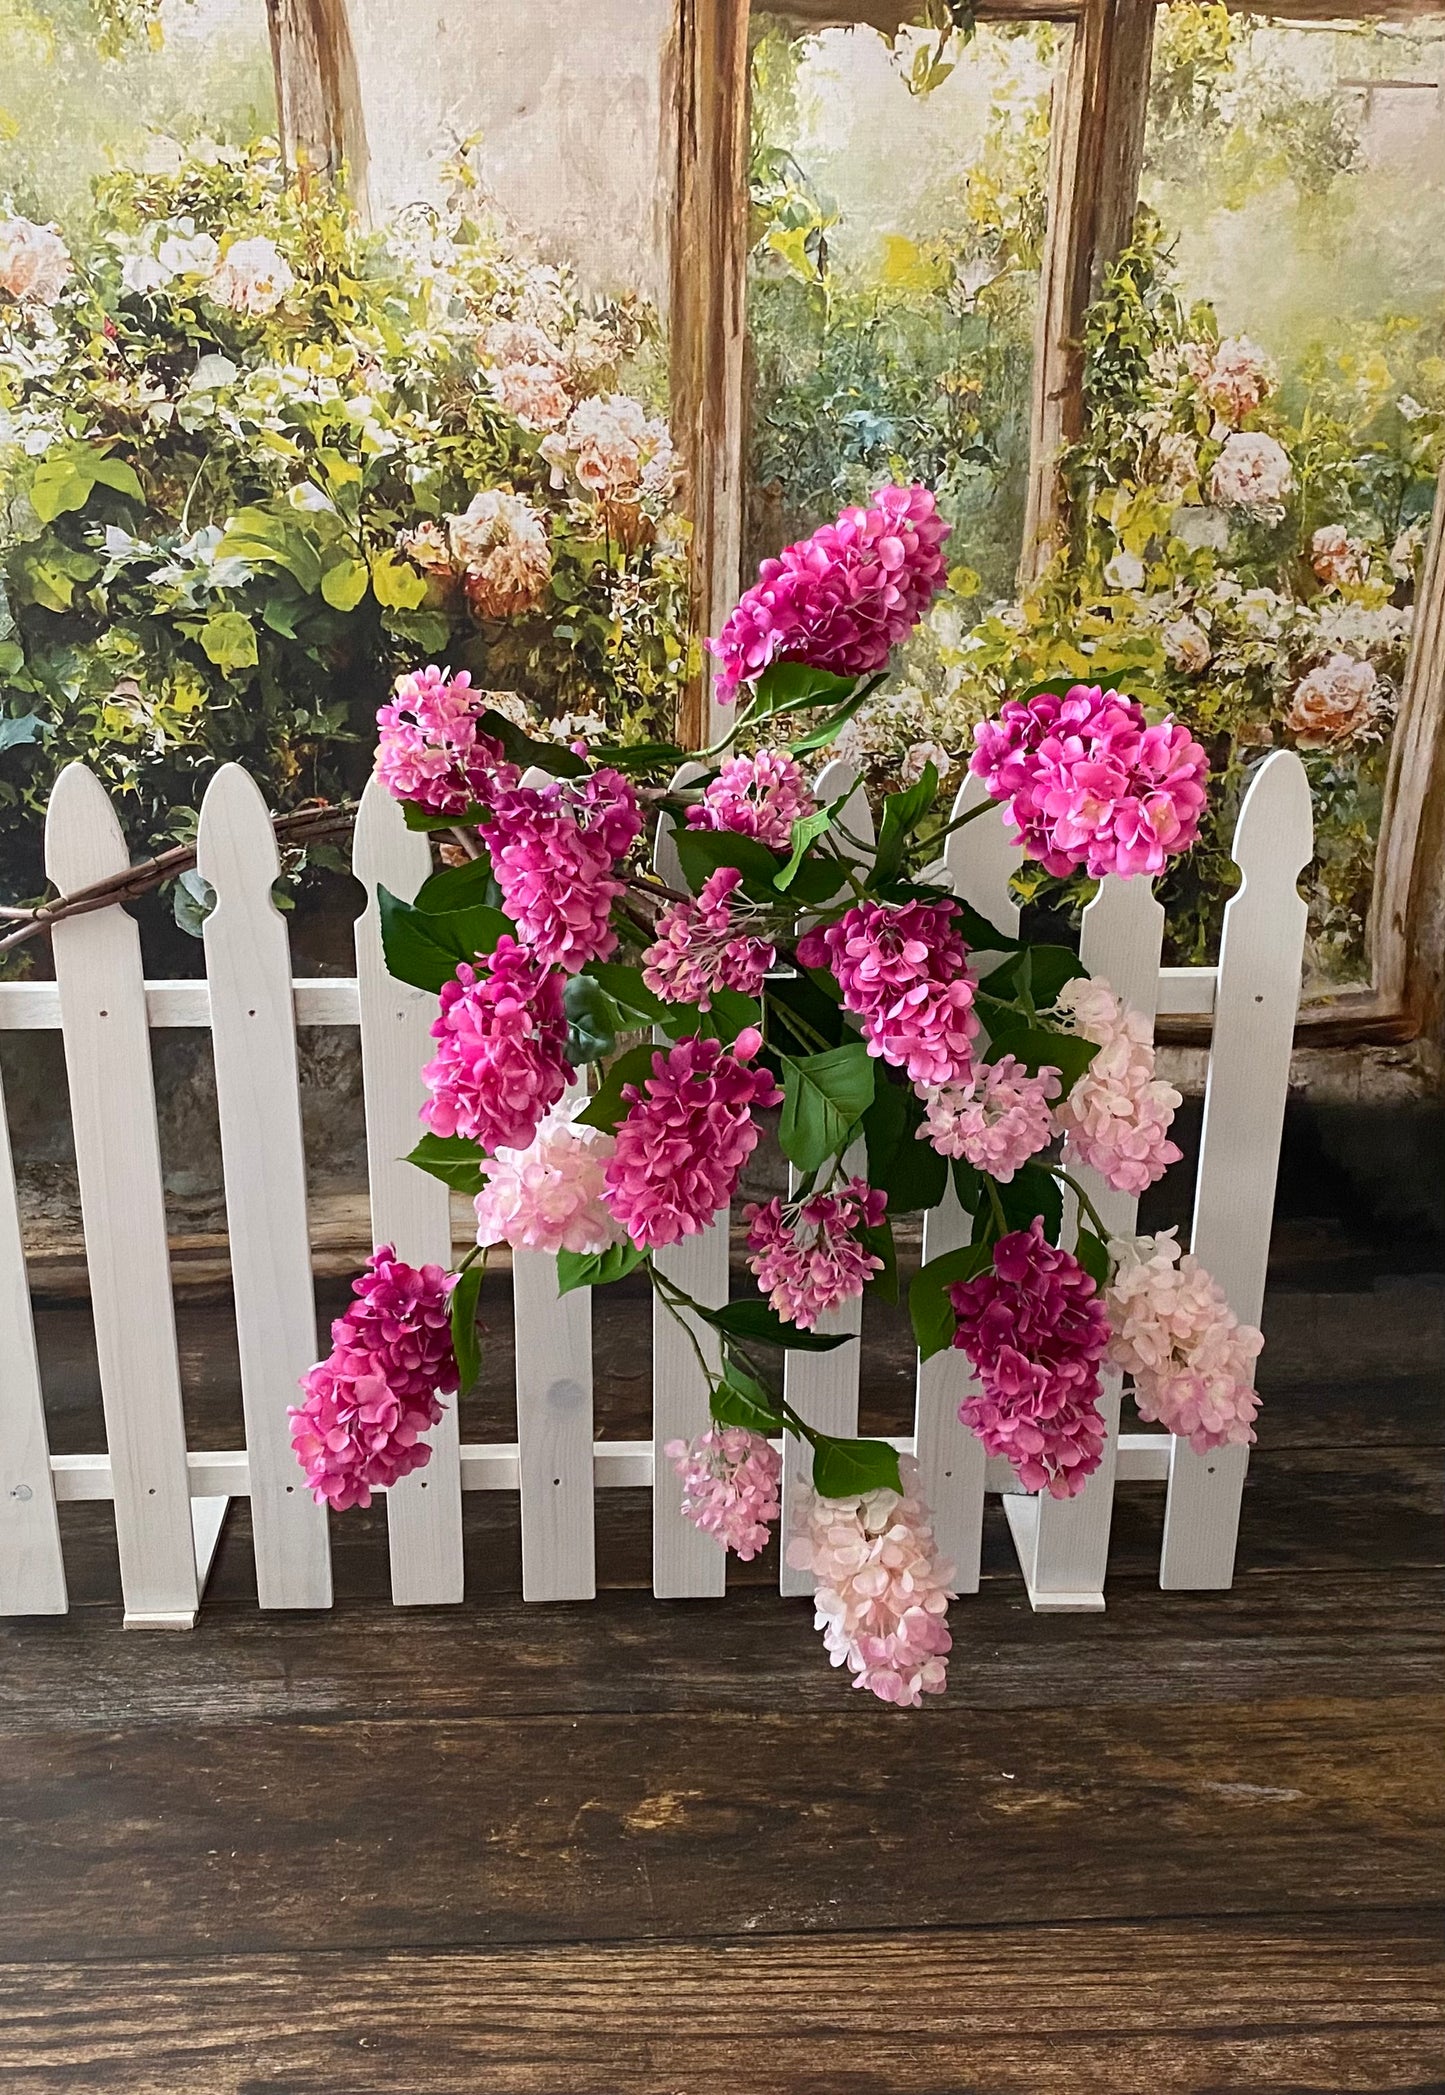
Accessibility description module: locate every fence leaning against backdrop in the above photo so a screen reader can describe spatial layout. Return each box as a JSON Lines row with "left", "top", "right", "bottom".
{"left": 0, "top": 749, "right": 1312, "bottom": 1627}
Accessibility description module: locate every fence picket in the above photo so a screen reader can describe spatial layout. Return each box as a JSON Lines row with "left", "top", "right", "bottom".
{"left": 0, "top": 1044, "right": 66, "bottom": 1616}
{"left": 1161, "top": 750, "right": 1311, "bottom": 1588}
{"left": 651, "top": 770, "right": 726, "bottom": 1598}
{"left": 514, "top": 1243, "right": 596, "bottom": 1602}
{"left": 198, "top": 765, "right": 330, "bottom": 1610}
{"left": 45, "top": 763, "right": 198, "bottom": 1627}
{"left": 352, "top": 777, "right": 462, "bottom": 1605}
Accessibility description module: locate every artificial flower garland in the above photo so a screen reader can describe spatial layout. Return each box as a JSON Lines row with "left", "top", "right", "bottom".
{"left": 291, "top": 483, "right": 1264, "bottom": 1707}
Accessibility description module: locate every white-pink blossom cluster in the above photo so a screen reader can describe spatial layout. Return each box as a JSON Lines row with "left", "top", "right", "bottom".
{"left": 786, "top": 1457, "right": 956, "bottom": 1707}
{"left": 667, "top": 1427, "right": 782, "bottom": 1561}
{"left": 1052, "top": 976, "right": 1182, "bottom": 1197}
{"left": 480, "top": 319, "right": 572, "bottom": 430}
{"left": 1106, "top": 1230, "right": 1263, "bottom": 1453}
{"left": 1182, "top": 336, "right": 1276, "bottom": 426}
{"left": 446, "top": 488, "right": 553, "bottom": 619}
{"left": 1209, "top": 431, "right": 1293, "bottom": 513}
{"left": 473, "top": 1099, "right": 623, "bottom": 1256}
{"left": 540, "top": 393, "right": 676, "bottom": 543}
{"left": 1283, "top": 654, "right": 1381, "bottom": 748}
{"left": 207, "top": 235, "right": 295, "bottom": 316}
{"left": 743, "top": 1178, "right": 887, "bottom": 1329}
{"left": 0, "top": 215, "right": 72, "bottom": 306}
{"left": 642, "top": 866, "right": 776, "bottom": 1010}
{"left": 918, "top": 1055, "right": 1060, "bottom": 1178}
{"left": 686, "top": 751, "right": 816, "bottom": 852}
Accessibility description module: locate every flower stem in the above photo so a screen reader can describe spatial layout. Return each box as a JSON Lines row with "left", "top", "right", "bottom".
{"left": 1044, "top": 1164, "right": 1114, "bottom": 1247}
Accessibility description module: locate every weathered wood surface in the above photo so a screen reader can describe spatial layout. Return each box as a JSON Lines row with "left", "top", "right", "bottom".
{"left": 2, "top": 1914, "right": 1441, "bottom": 2095}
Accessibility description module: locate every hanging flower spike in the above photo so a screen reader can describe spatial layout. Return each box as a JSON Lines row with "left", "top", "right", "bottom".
{"left": 970, "top": 684, "right": 1208, "bottom": 879}
{"left": 483, "top": 767, "right": 643, "bottom": 974}
{"left": 918, "top": 1056, "right": 1061, "bottom": 1178}
{"left": 1052, "top": 975, "right": 1182, "bottom": 1196}
{"left": 686, "top": 751, "right": 817, "bottom": 852}
{"left": 786, "top": 1456, "right": 956, "bottom": 1707}
{"left": 421, "top": 938, "right": 573, "bottom": 1156}
{"left": 602, "top": 1028, "right": 781, "bottom": 1249}
{"left": 473, "top": 1099, "right": 624, "bottom": 1257}
{"left": 642, "top": 865, "right": 776, "bottom": 1010}
{"left": 797, "top": 898, "right": 978, "bottom": 1092}
{"left": 949, "top": 1220, "right": 1110, "bottom": 1498}
{"left": 1106, "top": 1230, "right": 1263, "bottom": 1453}
{"left": 288, "top": 1247, "right": 458, "bottom": 1510}
{"left": 707, "top": 482, "right": 950, "bottom": 702}
{"left": 667, "top": 1428, "right": 783, "bottom": 1561}
{"left": 375, "top": 664, "right": 521, "bottom": 815}
{"left": 743, "top": 1178, "right": 887, "bottom": 1330}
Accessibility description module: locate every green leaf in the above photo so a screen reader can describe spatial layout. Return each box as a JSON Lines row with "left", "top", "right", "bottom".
{"left": 171, "top": 867, "right": 214, "bottom": 938}
{"left": 674, "top": 825, "right": 783, "bottom": 902}
{"left": 810, "top": 1432, "right": 902, "bottom": 1499}
{"left": 0, "top": 711, "right": 42, "bottom": 753}
{"left": 698, "top": 987, "right": 762, "bottom": 1045}
{"left": 449, "top": 1264, "right": 484, "bottom": 1395}
{"left": 981, "top": 1002, "right": 1098, "bottom": 1089}
{"left": 1074, "top": 1226, "right": 1112, "bottom": 1289}
{"left": 403, "top": 800, "right": 486, "bottom": 833}
{"left": 948, "top": 900, "right": 1022, "bottom": 952}
{"left": 785, "top": 684, "right": 874, "bottom": 756}
{"left": 994, "top": 1161, "right": 1064, "bottom": 1244}
{"left": 980, "top": 944, "right": 1088, "bottom": 1007}
{"left": 476, "top": 706, "right": 589, "bottom": 779}
{"left": 377, "top": 886, "right": 511, "bottom": 993}
{"left": 696, "top": 1298, "right": 850, "bottom": 1352}
{"left": 750, "top": 660, "right": 860, "bottom": 722}
{"left": 320, "top": 553, "right": 370, "bottom": 611}
{"left": 766, "top": 969, "right": 845, "bottom": 1053}
{"left": 587, "top": 741, "right": 687, "bottom": 774}
{"left": 909, "top": 1239, "right": 994, "bottom": 1361}
{"left": 565, "top": 973, "right": 618, "bottom": 1065}
{"left": 371, "top": 549, "right": 430, "bottom": 610}
{"left": 873, "top": 763, "right": 938, "bottom": 885}
{"left": 951, "top": 1157, "right": 983, "bottom": 1214}
{"left": 861, "top": 1073, "right": 947, "bottom": 1214}
{"left": 575, "top": 1043, "right": 659, "bottom": 1132}
{"left": 586, "top": 961, "right": 675, "bottom": 1026}
{"left": 414, "top": 854, "right": 498, "bottom": 913}
{"left": 775, "top": 802, "right": 840, "bottom": 890}
{"left": 779, "top": 1042, "right": 875, "bottom": 1173}
{"left": 197, "top": 610, "right": 258, "bottom": 674}
{"left": 405, "top": 1132, "right": 487, "bottom": 1195}
{"left": 556, "top": 1240, "right": 647, "bottom": 1295}
{"left": 29, "top": 454, "right": 95, "bottom": 523}
{"left": 710, "top": 1356, "right": 785, "bottom": 1434}
{"left": 88, "top": 455, "right": 143, "bottom": 502}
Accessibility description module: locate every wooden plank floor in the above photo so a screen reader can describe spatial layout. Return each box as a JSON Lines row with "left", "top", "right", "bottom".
{"left": 1, "top": 1242, "right": 1442, "bottom": 2093}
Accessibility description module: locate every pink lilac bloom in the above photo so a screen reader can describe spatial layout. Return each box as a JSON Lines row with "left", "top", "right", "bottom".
{"left": 686, "top": 750, "right": 816, "bottom": 852}
{"left": 743, "top": 1177, "right": 887, "bottom": 1329}
{"left": 289, "top": 1246, "right": 458, "bottom": 1510}
{"left": 707, "top": 482, "right": 950, "bottom": 702}
{"left": 785, "top": 1455, "right": 956, "bottom": 1707}
{"left": 1052, "top": 975, "right": 1182, "bottom": 1196}
{"left": 473, "top": 1099, "right": 623, "bottom": 1256}
{"left": 483, "top": 766, "right": 643, "bottom": 973}
{"left": 375, "top": 664, "right": 520, "bottom": 815}
{"left": 666, "top": 1427, "right": 783, "bottom": 1561}
{"left": 642, "top": 865, "right": 776, "bottom": 1010}
{"left": 421, "top": 938, "right": 573, "bottom": 1156}
{"left": 918, "top": 1056, "right": 1060, "bottom": 1178}
{"left": 797, "top": 898, "right": 978, "bottom": 1091}
{"left": 970, "top": 683, "right": 1208, "bottom": 879}
{"left": 949, "top": 1220, "right": 1109, "bottom": 1498}
{"left": 1107, "top": 1230, "right": 1263, "bottom": 1453}
{"left": 602, "top": 1028, "right": 781, "bottom": 1249}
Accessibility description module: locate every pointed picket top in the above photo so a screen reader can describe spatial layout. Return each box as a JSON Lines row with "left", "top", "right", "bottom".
{"left": 44, "top": 760, "right": 131, "bottom": 894}
{"left": 942, "top": 775, "right": 1021, "bottom": 931}
{"left": 196, "top": 759, "right": 284, "bottom": 903}
{"left": 1079, "top": 873, "right": 1166, "bottom": 1029}
{"left": 1230, "top": 747, "right": 1314, "bottom": 887}
{"left": 352, "top": 769, "right": 433, "bottom": 899}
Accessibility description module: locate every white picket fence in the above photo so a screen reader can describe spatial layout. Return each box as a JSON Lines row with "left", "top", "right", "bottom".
{"left": 0, "top": 749, "right": 1312, "bottom": 1627}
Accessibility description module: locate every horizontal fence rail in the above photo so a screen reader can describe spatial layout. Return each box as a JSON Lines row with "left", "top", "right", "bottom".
{"left": 0, "top": 752, "right": 1311, "bottom": 1626}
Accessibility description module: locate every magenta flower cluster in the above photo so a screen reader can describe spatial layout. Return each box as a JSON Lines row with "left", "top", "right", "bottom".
{"left": 707, "top": 483, "right": 950, "bottom": 702}
{"left": 288, "top": 1247, "right": 458, "bottom": 1510}
{"left": 642, "top": 866, "right": 776, "bottom": 1011}
{"left": 421, "top": 937, "right": 573, "bottom": 1155}
{"left": 743, "top": 1178, "right": 887, "bottom": 1330}
{"left": 949, "top": 1220, "right": 1109, "bottom": 1498}
{"left": 667, "top": 1427, "right": 783, "bottom": 1561}
{"left": 970, "top": 683, "right": 1208, "bottom": 879}
{"left": 484, "top": 767, "right": 643, "bottom": 975}
{"left": 602, "top": 1028, "right": 781, "bottom": 1249}
{"left": 686, "top": 750, "right": 816, "bottom": 852}
{"left": 375, "top": 665, "right": 519, "bottom": 815}
{"left": 797, "top": 898, "right": 978, "bottom": 1091}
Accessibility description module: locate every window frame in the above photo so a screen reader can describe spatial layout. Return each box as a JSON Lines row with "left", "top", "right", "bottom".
{"left": 669, "top": 0, "right": 1445, "bottom": 1044}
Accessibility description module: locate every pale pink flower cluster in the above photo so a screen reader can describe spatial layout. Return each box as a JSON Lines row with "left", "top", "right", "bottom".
{"left": 375, "top": 664, "right": 520, "bottom": 814}
{"left": 207, "top": 235, "right": 295, "bottom": 317}
{"left": 484, "top": 767, "right": 642, "bottom": 974}
{"left": 642, "top": 866, "right": 776, "bottom": 1010}
{"left": 970, "top": 683, "right": 1208, "bottom": 880}
{"left": 918, "top": 1056, "right": 1060, "bottom": 1178}
{"left": 797, "top": 899, "right": 978, "bottom": 1091}
{"left": 786, "top": 1457, "right": 956, "bottom": 1707}
{"left": 421, "top": 938, "right": 573, "bottom": 1156}
{"left": 602, "top": 1028, "right": 781, "bottom": 1249}
{"left": 447, "top": 488, "right": 552, "bottom": 619}
{"left": 667, "top": 1427, "right": 782, "bottom": 1561}
{"left": 473, "top": 1099, "right": 622, "bottom": 1256}
{"left": 686, "top": 750, "right": 816, "bottom": 852}
{"left": 1283, "top": 654, "right": 1381, "bottom": 748}
{"left": 707, "top": 483, "right": 950, "bottom": 702}
{"left": 1162, "top": 616, "right": 1211, "bottom": 674}
{"left": 1183, "top": 336, "right": 1276, "bottom": 425}
{"left": 1310, "top": 525, "right": 1366, "bottom": 589}
{"left": 289, "top": 1247, "right": 457, "bottom": 1510}
{"left": 950, "top": 1220, "right": 1109, "bottom": 1498}
{"left": 540, "top": 393, "right": 676, "bottom": 542}
{"left": 1052, "top": 976, "right": 1182, "bottom": 1197}
{"left": 480, "top": 319, "right": 572, "bottom": 430}
{"left": 743, "top": 1178, "right": 887, "bottom": 1329}
{"left": 0, "top": 215, "right": 72, "bottom": 306}
{"left": 1107, "top": 1231, "right": 1263, "bottom": 1453}
{"left": 1209, "top": 431, "right": 1293, "bottom": 513}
